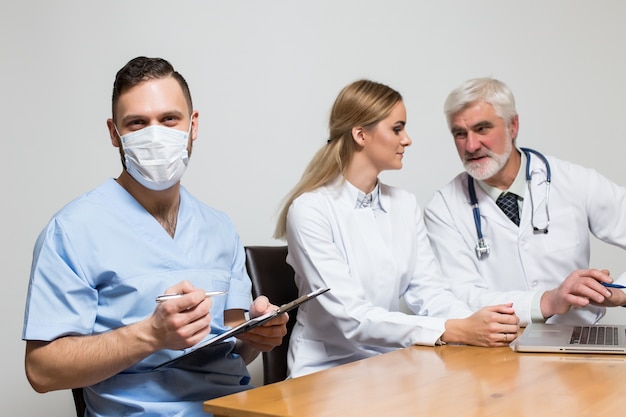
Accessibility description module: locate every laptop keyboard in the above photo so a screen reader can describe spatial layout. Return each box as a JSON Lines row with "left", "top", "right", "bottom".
{"left": 570, "top": 326, "right": 619, "bottom": 346}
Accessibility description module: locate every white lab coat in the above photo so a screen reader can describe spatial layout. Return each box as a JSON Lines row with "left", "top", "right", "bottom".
{"left": 425, "top": 152, "right": 626, "bottom": 325}
{"left": 286, "top": 176, "right": 473, "bottom": 378}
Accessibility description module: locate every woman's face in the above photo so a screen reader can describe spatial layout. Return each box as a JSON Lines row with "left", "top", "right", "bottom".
{"left": 360, "top": 101, "right": 411, "bottom": 173}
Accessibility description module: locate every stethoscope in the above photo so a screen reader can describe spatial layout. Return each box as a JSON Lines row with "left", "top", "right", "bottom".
{"left": 468, "top": 147, "right": 551, "bottom": 259}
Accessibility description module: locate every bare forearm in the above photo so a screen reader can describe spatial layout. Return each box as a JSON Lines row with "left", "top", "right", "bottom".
{"left": 26, "top": 321, "right": 158, "bottom": 392}
{"left": 25, "top": 283, "right": 216, "bottom": 393}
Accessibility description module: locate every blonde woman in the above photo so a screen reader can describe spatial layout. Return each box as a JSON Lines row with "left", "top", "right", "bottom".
{"left": 275, "top": 80, "right": 519, "bottom": 378}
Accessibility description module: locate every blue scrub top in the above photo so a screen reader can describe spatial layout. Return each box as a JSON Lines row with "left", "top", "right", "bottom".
{"left": 23, "top": 179, "right": 254, "bottom": 416}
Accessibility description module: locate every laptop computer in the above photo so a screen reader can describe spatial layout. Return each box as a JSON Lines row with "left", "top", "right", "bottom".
{"left": 515, "top": 323, "right": 626, "bottom": 354}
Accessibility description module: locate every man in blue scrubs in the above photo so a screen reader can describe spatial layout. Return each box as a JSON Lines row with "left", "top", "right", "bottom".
{"left": 22, "top": 56, "right": 288, "bottom": 416}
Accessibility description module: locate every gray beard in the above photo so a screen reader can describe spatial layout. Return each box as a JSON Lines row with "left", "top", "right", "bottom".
{"left": 464, "top": 138, "right": 512, "bottom": 180}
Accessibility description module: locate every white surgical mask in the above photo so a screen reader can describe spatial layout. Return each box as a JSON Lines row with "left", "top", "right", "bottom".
{"left": 117, "top": 123, "right": 191, "bottom": 191}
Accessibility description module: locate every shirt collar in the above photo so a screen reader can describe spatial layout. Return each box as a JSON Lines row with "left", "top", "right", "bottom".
{"left": 476, "top": 148, "right": 527, "bottom": 201}
{"left": 330, "top": 176, "right": 386, "bottom": 212}
{"left": 355, "top": 184, "right": 381, "bottom": 210}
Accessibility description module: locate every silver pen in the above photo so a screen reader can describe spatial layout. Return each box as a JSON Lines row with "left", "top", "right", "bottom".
{"left": 155, "top": 291, "right": 227, "bottom": 303}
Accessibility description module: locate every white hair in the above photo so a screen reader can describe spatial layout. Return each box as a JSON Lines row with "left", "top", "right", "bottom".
{"left": 444, "top": 77, "right": 517, "bottom": 128}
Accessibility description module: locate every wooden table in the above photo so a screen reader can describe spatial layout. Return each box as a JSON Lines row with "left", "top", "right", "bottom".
{"left": 204, "top": 344, "right": 626, "bottom": 416}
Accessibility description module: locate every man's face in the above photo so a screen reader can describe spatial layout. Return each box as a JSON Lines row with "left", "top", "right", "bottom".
{"left": 108, "top": 76, "right": 197, "bottom": 154}
{"left": 449, "top": 101, "right": 518, "bottom": 181}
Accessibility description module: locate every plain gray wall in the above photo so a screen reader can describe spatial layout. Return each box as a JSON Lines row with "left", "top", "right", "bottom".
{"left": 3, "top": 0, "right": 626, "bottom": 414}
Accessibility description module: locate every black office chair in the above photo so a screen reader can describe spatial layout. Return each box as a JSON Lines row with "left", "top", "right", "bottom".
{"left": 72, "top": 388, "right": 86, "bottom": 417}
{"left": 244, "top": 245, "right": 298, "bottom": 385}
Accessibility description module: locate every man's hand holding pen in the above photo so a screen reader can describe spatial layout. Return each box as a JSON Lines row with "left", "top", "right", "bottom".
{"left": 150, "top": 280, "right": 288, "bottom": 362}
{"left": 151, "top": 280, "right": 214, "bottom": 351}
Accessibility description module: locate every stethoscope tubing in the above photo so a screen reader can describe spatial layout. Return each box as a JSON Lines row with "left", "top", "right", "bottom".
{"left": 468, "top": 147, "right": 551, "bottom": 259}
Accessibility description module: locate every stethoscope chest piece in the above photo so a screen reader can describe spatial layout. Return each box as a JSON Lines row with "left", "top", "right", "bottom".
{"left": 475, "top": 238, "right": 490, "bottom": 259}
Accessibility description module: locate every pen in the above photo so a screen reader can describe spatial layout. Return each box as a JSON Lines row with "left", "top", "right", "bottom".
{"left": 602, "top": 282, "right": 626, "bottom": 289}
{"left": 155, "top": 291, "right": 227, "bottom": 303}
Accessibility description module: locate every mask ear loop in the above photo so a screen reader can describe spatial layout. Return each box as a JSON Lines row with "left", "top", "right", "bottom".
{"left": 187, "top": 113, "right": 197, "bottom": 138}
{"left": 113, "top": 123, "right": 125, "bottom": 146}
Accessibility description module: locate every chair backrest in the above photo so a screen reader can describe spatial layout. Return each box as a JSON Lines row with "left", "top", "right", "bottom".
{"left": 72, "top": 388, "right": 86, "bottom": 416}
{"left": 244, "top": 245, "right": 297, "bottom": 384}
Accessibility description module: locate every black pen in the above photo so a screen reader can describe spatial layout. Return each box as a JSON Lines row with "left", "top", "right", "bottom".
{"left": 155, "top": 291, "right": 227, "bottom": 303}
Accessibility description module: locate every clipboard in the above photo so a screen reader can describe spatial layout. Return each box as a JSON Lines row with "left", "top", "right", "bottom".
{"left": 153, "top": 287, "right": 330, "bottom": 369}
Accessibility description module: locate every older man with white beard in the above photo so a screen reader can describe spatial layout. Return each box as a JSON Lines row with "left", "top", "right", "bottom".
{"left": 424, "top": 77, "right": 626, "bottom": 327}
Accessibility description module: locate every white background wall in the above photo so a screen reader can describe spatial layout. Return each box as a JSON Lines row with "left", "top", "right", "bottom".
{"left": 2, "top": 1, "right": 625, "bottom": 415}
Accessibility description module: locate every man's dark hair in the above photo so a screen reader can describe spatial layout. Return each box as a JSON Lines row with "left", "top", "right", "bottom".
{"left": 111, "top": 56, "right": 193, "bottom": 121}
